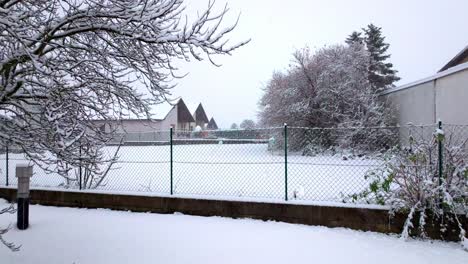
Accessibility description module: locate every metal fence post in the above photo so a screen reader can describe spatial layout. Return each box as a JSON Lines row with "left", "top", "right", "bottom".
{"left": 170, "top": 127, "right": 173, "bottom": 195}
{"left": 284, "top": 123, "right": 288, "bottom": 201}
{"left": 438, "top": 121, "right": 443, "bottom": 201}
{"left": 5, "top": 144, "right": 9, "bottom": 186}
{"left": 79, "top": 144, "right": 82, "bottom": 190}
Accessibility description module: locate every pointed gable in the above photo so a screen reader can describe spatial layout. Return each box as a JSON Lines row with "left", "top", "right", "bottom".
{"left": 207, "top": 117, "right": 218, "bottom": 130}
{"left": 176, "top": 99, "right": 195, "bottom": 123}
{"left": 194, "top": 103, "right": 209, "bottom": 124}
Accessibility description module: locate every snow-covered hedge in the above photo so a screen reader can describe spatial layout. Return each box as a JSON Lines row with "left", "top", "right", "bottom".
{"left": 347, "top": 126, "right": 468, "bottom": 249}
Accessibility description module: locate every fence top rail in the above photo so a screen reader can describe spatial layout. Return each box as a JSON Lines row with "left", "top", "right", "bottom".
{"left": 171, "top": 127, "right": 284, "bottom": 133}
{"left": 102, "top": 123, "right": 468, "bottom": 136}
{"left": 288, "top": 125, "right": 440, "bottom": 130}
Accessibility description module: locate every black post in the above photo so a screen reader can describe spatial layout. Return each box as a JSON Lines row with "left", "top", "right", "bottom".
{"left": 170, "top": 127, "right": 173, "bottom": 195}
{"left": 79, "top": 144, "right": 82, "bottom": 190}
{"left": 17, "top": 197, "right": 29, "bottom": 230}
{"left": 16, "top": 165, "right": 32, "bottom": 230}
{"left": 284, "top": 124, "right": 288, "bottom": 201}
{"left": 438, "top": 121, "right": 443, "bottom": 185}
{"left": 5, "top": 144, "right": 9, "bottom": 186}
{"left": 438, "top": 121, "right": 443, "bottom": 206}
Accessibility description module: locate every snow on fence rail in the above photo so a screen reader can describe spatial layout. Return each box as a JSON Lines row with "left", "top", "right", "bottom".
{"left": 0, "top": 124, "right": 467, "bottom": 204}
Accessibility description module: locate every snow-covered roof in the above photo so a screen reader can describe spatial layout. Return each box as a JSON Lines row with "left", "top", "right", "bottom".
{"left": 380, "top": 61, "right": 468, "bottom": 96}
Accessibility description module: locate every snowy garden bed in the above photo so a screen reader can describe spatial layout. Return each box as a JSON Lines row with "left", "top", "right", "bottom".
{"left": 0, "top": 200, "right": 466, "bottom": 264}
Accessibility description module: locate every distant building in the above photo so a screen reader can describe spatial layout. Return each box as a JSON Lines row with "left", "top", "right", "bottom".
{"left": 93, "top": 99, "right": 216, "bottom": 133}
{"left": 164, "top": 98, "right": 196, "bottom": 131}
{"left": 193, "top": 103, "right": 210, "bottom": 129}
{"left": 381, "top": 45, "right": 468, "bottom": 125}
{"left": 207, "top": 117, "right": 219, "bottom": 130}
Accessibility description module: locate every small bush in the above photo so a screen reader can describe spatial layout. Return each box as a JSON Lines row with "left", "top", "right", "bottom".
{"left": 347, "top": 127, "right": 468, "bottom": 249}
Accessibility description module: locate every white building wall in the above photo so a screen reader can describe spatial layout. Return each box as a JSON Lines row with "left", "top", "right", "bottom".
{"left": 435, "top": 69, "right": 468, "bottom": 124}
{"left": 383, "top": 81, "right": 435, "bottom": 126}
{"left": 92, "top": 119, "right": 162, "bottom": 134}
{"left": 159, "top": 106, "right": 178, "bottom": 130}
{"left": 382, "top": 66, "right": 468, "bottom": 126}
{"left": 120, "top": 120, "right": 163, "bottom": 133}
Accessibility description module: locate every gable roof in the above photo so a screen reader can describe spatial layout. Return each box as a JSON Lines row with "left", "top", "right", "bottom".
{"left": 193, "top": 103, "right": 209, "bottom": 123}
{"left": 439, "top": 45, "right": 468, "bottom": 72}
{"left": 207, "top": 117, "right": 218, "bottom": 130}
{"left": 176, "top": 99, "right": 195, "bottom": 123}
{"left": 89, "top": 99, "right": 194, "bottom": 123}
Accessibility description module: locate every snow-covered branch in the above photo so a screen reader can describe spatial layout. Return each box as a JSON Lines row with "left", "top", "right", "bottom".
{"left": 0, "top": 203, "right": 20, "bottom": 251}
{"left": 259, "top": 44, "right": 395, "bottom": 150}
{"left": 0, "top": 0, "right": 248, "bottom": 174}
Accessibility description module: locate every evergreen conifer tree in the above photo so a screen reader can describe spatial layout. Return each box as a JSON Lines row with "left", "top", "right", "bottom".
{"left": 362, "top": 24, "right": 400, "bottom": 91}
{"left": 345, "top": 31, "right": 363, "bottom": 45}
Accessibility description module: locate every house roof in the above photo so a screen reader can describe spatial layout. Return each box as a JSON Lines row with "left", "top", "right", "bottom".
{"left": 194, "top": 103, "right": 209, "bottom": 123}
{"left": 90, "top": 98, "right": 198, "bottom": 123}
{"left": 176, "top": 99, "right": 195, "bottom": 123}
{"left": 439, "top": 45, "right": 468, "bottom": 72}
{"left": 207, "top": 117, "right": 219, "bottom": 130}
{"left": 380, "top": 61, "right": 468, "bottom": 96}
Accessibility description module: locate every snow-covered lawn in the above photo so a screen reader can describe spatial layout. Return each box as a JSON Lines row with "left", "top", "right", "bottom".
{"left": 0, "top": 144, "right": 380, "bottom": 202}
{"left": 0, "top": 201, "right": 466, "bottom": 264}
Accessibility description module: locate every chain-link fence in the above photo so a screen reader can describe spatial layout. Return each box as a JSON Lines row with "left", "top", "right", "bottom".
{"left": 1, "top": 123, "right": 467, "bottom": 204}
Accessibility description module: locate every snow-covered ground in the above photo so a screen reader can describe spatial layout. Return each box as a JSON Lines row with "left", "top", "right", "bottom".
{"left": 0, "top": 201, "right": 466, "bottom": 264}
{"left": 0, "top": 144, "right": 380, "bottom": 202}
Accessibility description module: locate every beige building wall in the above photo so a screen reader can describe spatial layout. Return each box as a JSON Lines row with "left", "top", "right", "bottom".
{"left": 120, "top": 120, "right": 163, "bottom": 133}
{"left": 435, "top": 69, "right": 468, "bottom": 124}
{"left": 159, "top": 106, "right": 178, "bottom": 131}
{"left": 93, "top": 119, "right": 163, "bottom": 133}
{"left": 382, "top": 67, "right": 468, "bottom": 126}
{"left": 383, "top": 81, "right": 436, "bottom": 126}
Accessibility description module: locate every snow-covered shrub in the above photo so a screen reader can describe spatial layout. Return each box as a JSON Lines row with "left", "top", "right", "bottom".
{"left": 347, "top": 127, "right": 468, "bottom": 248}
{"left": 287, "top": 126, "right": 398, "bottom": 158}
{"left": 259, "top": 44, "right": 397, "bottom": 154}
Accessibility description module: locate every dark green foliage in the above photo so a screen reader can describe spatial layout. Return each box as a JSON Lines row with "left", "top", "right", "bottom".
{"left": 346, "top": 24, "right": 400, "bottom": 92}
{"left": 345, "top": 31, "right": 363, "bottom": 45}
{"left": 363, "top": 24, "right": 400, "bottom": 91}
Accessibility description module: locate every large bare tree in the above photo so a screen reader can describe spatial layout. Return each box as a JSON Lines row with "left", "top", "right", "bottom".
{"left": 0, "top": 0, "right": 248, "bottom": 175}
{"left": 259, "top": 44, "right": 395, "bottom": 151}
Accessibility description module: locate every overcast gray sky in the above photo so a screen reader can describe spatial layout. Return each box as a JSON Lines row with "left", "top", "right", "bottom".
{"left": 156, "top": 0, "right": 468, "bottom": 128}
